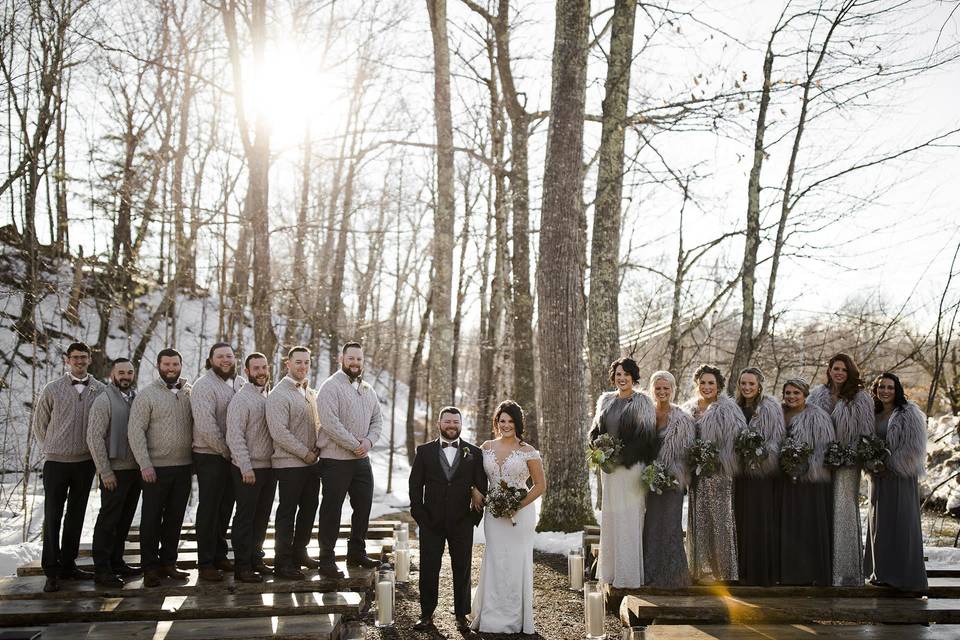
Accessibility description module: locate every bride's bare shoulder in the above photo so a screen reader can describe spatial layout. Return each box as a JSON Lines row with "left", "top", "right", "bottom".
{"left": 480, "top": 440, "right": 494, "bottom": 450}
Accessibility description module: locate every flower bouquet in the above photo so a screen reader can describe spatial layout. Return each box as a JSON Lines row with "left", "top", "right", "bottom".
{"left": 735, "top": 427, "right": 769, "bottom": 472}
{"left": 587, "top": 433, "right": 624, "bottom": 473}
{"left": 640, "top": 461, "right": 680, "bottom": 495}
{"left": 779, "top": 436, "right": 812, "bottom": 482}
{"left": 823, "top": 441, "right": 857, "bottom": 468}
{"left": 856, "top": 434, "right": 891, "bottom": 474}
{"left": 686, "top": 438, "right": 720, "bottom": 478}
{"left": 486, "top": 480, "right": 528, "bottom": 525}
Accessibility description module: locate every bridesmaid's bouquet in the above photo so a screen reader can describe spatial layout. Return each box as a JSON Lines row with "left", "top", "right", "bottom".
{"left": 686, "top": 438, "right": 720, "bottom": 478}
{"left": 734, "top": 427, "right": 769, "bottom": 472}
{"left": 487, "top": 480, "right": 527, "bottom": 525}
{"left": 587, "top": 433, "right": 623, "bottom": 473}
{"left": 856, "top": 434, "right": 891, "bottom": 474}
{"left": 640, "top": 461, "right": 679, "bottom": 495}
{"left": 824, "top": 441, "right": 857, "bottom": 468}
{"left": 779, "top": 436, "right": 812, "bottom": 482}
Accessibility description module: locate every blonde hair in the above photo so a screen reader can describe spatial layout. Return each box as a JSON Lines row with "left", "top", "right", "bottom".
{"left": 648, "top": 370, "right": 677, "bottom": 401}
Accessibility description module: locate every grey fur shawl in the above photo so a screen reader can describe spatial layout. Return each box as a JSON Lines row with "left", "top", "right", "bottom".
{"left": 656, "top": 405, "right": 696, "bottom": 488}
{"left": 883, "top": 401, "right": 927, "bottom": 478}
{"left": 590, "top": 389, "right": 656, "bottom": 437}
{"left": 681, "top": 394, "right": 745, "bottom": 477}
{"left": 740, "top": 394, "right": 786, "bottom": 478}
{"left": 785, "top": 404, "right": 834, "bottom": 483}
{"left": 808, "top": 385, "right": 874, "bottom": 446}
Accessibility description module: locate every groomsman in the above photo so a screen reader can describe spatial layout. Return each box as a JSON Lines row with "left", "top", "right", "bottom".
{"left": 32, "top": 342, "right": 104, "bottom": 593}
{"left": 87, "top": 357, "right": 141, "bottom": 587}
{"left": 226, "top": 352, "right": 277, "bottom": 583}
{"left": 128, "top": 348, "right": 194, "bottom": 587}
{"left": 266, "top": 346, "right": 321, "bottom": 580}
{"left": 316, "top": 341, "right": 383, "bottom": 577}
{"left": 191, "top": 342, "right": 239, "bottom": 582}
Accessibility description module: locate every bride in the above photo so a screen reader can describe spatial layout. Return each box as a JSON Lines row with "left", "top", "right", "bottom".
{"left": 470, "top": 400, "right": 546, "bottom": 634}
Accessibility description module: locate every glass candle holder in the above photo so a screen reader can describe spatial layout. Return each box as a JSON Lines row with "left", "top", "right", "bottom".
{"left": 394, "top": 522, "right": 409, "bottom": 547}
{"left": 341, "top": 620, "right": 365, "bottom": 639}
{"left": 568, "top": 548, "right": 585, "bottom": 591}
{"left": 375, "top": 567, "right": 395, "bottom": 628}
{"left": 621, "top": 626, "right": 647, "bottom": 640}
{"left": 583, "top": 580, "right": 605, "bottom": 639}
{"left": 394, "top": 540, "right": 410, "bottom": 584}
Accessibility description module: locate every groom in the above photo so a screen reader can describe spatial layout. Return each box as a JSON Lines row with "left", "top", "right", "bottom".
{"left": 409, "top": 406, "right": 487, "bottom": 632}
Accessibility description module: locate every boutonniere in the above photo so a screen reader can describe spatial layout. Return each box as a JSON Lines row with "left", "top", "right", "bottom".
{"left": 462, "top": 446, "right": 472, "bottom": 461}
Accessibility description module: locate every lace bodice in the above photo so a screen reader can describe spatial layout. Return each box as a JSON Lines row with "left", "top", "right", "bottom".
{"left": 482, "top": 447, "right": 541, "bottom": 489}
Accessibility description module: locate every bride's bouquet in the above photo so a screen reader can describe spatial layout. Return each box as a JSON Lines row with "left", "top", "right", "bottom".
{"left": 734, "top": 427, "right": 769, "bottom": 472}
{"left": 779, "top": 436, "right": 812, "bottom": 482}
{"left": 586, "top": 433, "right": 623, "bottom": 473}
{"left": 487, "top": 480, "right": 528, "bottom": 526}
{"left": 686, "top": 438, "right": 720, "bottom": 478}
{"left": 856, "top": 434, "right": 891, "bottom": 474}
{"left": 640, "top": 461, "right": 679, "bottom": 495}
{"left": 824, "top": 441, "right": 857, "bottom": 468}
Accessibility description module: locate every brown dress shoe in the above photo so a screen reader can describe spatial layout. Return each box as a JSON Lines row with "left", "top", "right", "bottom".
{"left": 214, "top": 558, "right": 234, "bottom": 572}
{"left": 235, "top": 569, "right": 264, "bottom": 583}
{"left": 295, "top": 553, "right": 320, "bottom": 569}
{"left": 115, "top": 563, "right": 143, "bottom": 577}
{"left": 274, "top": 565, "right": 306, "bottom": 580}
{"left": 94, "top": 573, "right": 124, "bottom": 588}
{"left": 252, "top": 561, "right": 273, "bottom": 575}
{"left": 198, "top": 566, "right": 224, "bottom": 582}
{"left": 143, "top": 569, "right": 162, "bottom": 587}
{"left": 317, "top": 562, "right": 345, "bottom": 579}
{"left": 160, "top": 565, "right": 190, "bottom": 580}
{"left": 43, "top": 576, "right": 60, "bottom": 593}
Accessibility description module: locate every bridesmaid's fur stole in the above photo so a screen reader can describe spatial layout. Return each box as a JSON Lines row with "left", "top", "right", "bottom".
{"left": 740, "top": 394, "right": 786, "bottom": 478}
{"left": 808, "top": 385, "right": 874, "bottom": 447}
{"left": 884, "top": 401, "right": 927, "bottom": 478}
{"left": 656, "top": 405, "right": 695, "bottom": 488}
{"left": 589, "top": 390, "right": 657, "bottom": 468}
{"left": 786, "top": 404, "right": 834, "bottom": 483}
{"left": 681, "top": 394, "right": 745, "bottom": 477}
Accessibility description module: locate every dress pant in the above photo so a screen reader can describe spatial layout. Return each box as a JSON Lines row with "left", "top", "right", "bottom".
{"left": 41, "top": 459, "right": 96, "bottom": 578}
{"left": 230, "top": 466, "right": 276, "bottom": 572}
{"left": 274, "top": 465, "right": 320, "bottom": 569}
{"left": 418, "top": 519, "right": 474, "bottom": 618}
{"left": 91, "top": 468, "right": 141, "bottom": 574}
{"left": 317, "top": 457, "right": 373, "bottom": 562}
{"left": 139, "top": 465, "right": 192, "bottom": 570}
{"left": 193, "top": 452, "right": 235, "bottom": 567}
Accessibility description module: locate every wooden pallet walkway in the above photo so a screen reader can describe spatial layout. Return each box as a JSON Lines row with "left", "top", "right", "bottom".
{"left": 75, "top": 536, "right": 395, "bottom": 557}
{"left": 124, "top": 524, "right": 396, "bottom": 543}
{"left": 623, "top": 624, "right": 960, "bottom": 639}
{"left": 607, "top": 577, "right": 960, "bottom": 599}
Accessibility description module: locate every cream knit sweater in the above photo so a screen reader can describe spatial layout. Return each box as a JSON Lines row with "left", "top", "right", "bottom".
{"left": 191, "top": 368, "right": 238, "bottom": 458}
{"left": 226, "top": 383, "right": 273, "bottom": 473}
{"left": 32, "top": 374, "right": 105, "bottom": 463}
{"left": 128, "top": 378, "right": 194, "bottom": 469}
{"left": 266, "top": 377, "right": 319, "bottom": 469}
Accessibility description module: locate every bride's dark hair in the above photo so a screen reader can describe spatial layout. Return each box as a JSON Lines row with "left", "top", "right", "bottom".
{"left": 493, "top": 400, "right": 525, "bottom": 442}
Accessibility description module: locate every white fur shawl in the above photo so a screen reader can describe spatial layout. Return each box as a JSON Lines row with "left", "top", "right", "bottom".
{"left": 740, "top": 394, "right": 786, "bottom": 478}
{"left": 883, "top": 401, "right": 927, "bottom": 478}
{"left": 808, "top": 385, "right": 874, "bottom": 447}
{"left": 681, "top": 394, "right": 745, "bottom": 477}
{"left": 786, "top": 404, "right": 834, "bottom": 483}
{"left": 656, "top": 405, "right": 696, "bottom": 488}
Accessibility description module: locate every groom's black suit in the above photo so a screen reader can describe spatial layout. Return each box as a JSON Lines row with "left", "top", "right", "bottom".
{"left": 409, "top": 438, "right": 487, "bottom": 619}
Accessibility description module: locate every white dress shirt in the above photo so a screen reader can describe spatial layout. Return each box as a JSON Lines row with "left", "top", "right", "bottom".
{"left": 440, "top": 437, "right": 459, "bottom": 466}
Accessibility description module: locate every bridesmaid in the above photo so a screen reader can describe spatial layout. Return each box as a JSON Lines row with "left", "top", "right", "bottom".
{"left": 683, "top": 364, "right": 745, "bottom": 583}
{"left": 779, "top": 378, "right": 834, "bottom": 585}
{"left": 643, "top": 371, "right": 695, "bottom": 588}
{"left": 863, "top": 372, "right": 928, "bottom": 592}
{"left": 734, "top": 367, "right": 785, "bottom": 586}
{"left": 808, "top": 353, "right": 874, "bottom": 586}
{"left": 588, "top": 357, "right": 657, "bottom": 588}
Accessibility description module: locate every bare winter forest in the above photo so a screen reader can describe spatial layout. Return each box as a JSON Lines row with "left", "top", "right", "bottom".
{"left": 2, "top": 0, "right": 960, "bottom": 531}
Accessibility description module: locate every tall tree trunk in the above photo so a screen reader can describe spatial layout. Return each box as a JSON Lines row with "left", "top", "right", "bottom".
{"left": 536, "top": 0, "right": 594, "bottom": 532}
{"left": 406, "top": 291, "right": 433, "bottom": 462}
{"left": 588, "top": 0, "right": 636, "bottom": 400}
{"left": 426, "top": 0, "right": 456, "bottom": 412}
{"left": 284, "top": 129, "right": 313, "bottom": 348}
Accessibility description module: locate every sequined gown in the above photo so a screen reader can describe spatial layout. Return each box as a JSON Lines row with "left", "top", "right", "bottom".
{"left": 687, "top": 404, "right": 738, "bottom": 582}
{"left": 471, "top": 447, "right": 540, "bottom": 634}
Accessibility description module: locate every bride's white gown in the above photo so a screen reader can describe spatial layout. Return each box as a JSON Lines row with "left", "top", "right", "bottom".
{"left": 471, "top": 447, "right": 540, "bottom": 634}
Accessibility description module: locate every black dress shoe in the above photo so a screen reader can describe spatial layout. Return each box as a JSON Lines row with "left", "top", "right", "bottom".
{"left": 61, "top": 567, "right": 94, "bottom": 580}
{"left": 235, "top": 569, "right": 264, "bottom": 583}
{"left": 275, "top": 565, "right": 306, "bottom": 580}
{"left": 43, "top": 576, "right": 59, "bottom": 593}
{"left": 252, "top": 561, "right": 273, "bottom": 575}
{"left": 346, "top": 555, "right": 379, "bottom": 569}
{"left": 456, "top": 615, "right": 471, "bottom": 631}
{"left": 295, "top": 553, "right": 320, "bottom": 569}
{"left": 214, "top": 558, "right": 234, "bottom": 572}
{"left": 94, "top": 573, "right": 124, "bottom": 588}
{"left": 160, "top": 565, "right": 190, "bottom": 580}
{"left": 413, "top": 617, "right": 434, "bottom": 631}
{"left": 115, "top": 564, "right": 143, "bottom": 577}
{"left": 317, "top": 562, "right": 345, "bottom": 579}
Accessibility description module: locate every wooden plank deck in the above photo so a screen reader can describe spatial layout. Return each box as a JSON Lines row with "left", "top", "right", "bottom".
{"left": 0, "top": 591, "right": 362, "bottom": 627}
{"left": 619, "top": 594, "right": 960, "bottom": 625}
{"left": 607, "top": 578, "right": 960, "bottom": 599}
{"left": 34, "top": 613, "right": 341, "bottom": 640}
{"left": 75, "top": 537, "right": 395, "bottom": 558}
{"left": 125, "top": 526, "right": 396, "bottom": 543}
{"left": 627, "top": 624, "right": 960, "bottom": 639}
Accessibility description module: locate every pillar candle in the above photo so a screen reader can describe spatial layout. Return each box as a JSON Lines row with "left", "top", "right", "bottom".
{"left": 376, "top": 579, "right": 394, "bottom": 625}
{"left": 586, "top": 591, "right": 605, "bottom": 637}
{"left": 395, "top": 548, "right": 410, "bottom": 582}
{"left": 568, "top": 554, "right": 584, "bottom": 590}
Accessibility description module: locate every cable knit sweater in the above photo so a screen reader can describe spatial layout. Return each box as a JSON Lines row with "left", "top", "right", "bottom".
{"left": 31, "top": 374, "right": 105, "bottom": 463}
{"left": 266, "top": 377, "right": 319, "bottom": 468}
{"left": 87, "top": 388, "right": 138, "bottom": 477}
{"left": 128, "top": 378, "right": 194, "bottom": 469}
{"left": 227, "top": 383, "right": 273, "bottom": 473}
{"left": 191, "top": 369, "right": 239, "bottom": 458}
{"left": 316, "top": 370, "right": 383, "bottom": 460}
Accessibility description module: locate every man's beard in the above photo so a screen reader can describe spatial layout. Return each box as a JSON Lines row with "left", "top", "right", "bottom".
{"left": 160, "top": 372, "right": 181, "bottom": 385}
{"left": 251, "top": 374, "right": 269, "bottom": 387}
{"left": 441, "top": 428, "right": 461, "bottom": 441}
{"left": 112, "top": 378, "right": 133, "bottom": 391}
{"left": 214, "top": 364, "right": 236, "bottom": 381}
{"left": 341, "top": 364, "right": 362, "bottom": 380}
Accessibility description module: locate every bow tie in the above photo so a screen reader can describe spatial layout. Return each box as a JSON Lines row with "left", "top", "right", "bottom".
{"left": 295, "top": 381, "right": 307, "bottom": 389}
{"left": 441, "top": 441, "right": 459, "bottom": 449}
{"left": 72, "top": 378, "right": 90, "bottom": 386}
{"left": 166, "top": 382, "right": 182, "bottom": 390}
